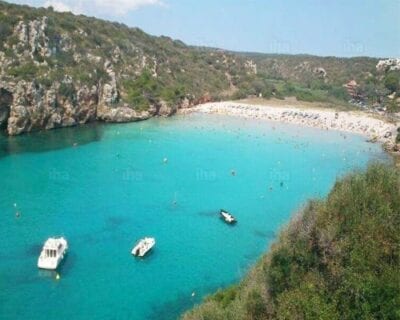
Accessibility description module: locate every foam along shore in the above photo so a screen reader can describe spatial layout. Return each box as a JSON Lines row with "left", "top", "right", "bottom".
{"left": 180, "top": 101, "right": 399, "bottom": 146}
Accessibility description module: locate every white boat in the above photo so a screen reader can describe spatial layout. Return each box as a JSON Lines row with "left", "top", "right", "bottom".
{"left": 220, "top": 209, "right": 237, "bottom": 224}
{"left": 131, "top": 237, "right": 155, "bottom": 257}
{"left": 37, "top": 237, "right": 68, "bottom": 270}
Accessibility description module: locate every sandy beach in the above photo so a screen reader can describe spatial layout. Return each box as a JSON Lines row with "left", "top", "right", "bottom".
{"left": 180, "top": 101, "right": 399, "bottom": 147}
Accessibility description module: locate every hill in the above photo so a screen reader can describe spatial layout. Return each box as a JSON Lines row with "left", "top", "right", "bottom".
{"left": 183, "top": 163, "right": 400, "bottom": 319}
{"left": 0, "top": 1, "right": 399, "bottom": 135}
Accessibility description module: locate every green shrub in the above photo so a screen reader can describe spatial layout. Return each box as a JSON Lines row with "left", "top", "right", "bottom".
{"left": 8, "top": 63, "right": 39, "bottom": 79}
{"left": 245, "top": 290, "right": 267, "bottom": 319}
{"left": 58, "top": 82, "right": 76, "bottom": 100}
{"left": 209, "top": 285, "right": 238, "bottom": 308}
{"left": 122, "top": 70, "right": 162, "bottom": 110}
{"left": 384, "top": 71, "right": 400, "bottom": 93}
{"left": 328, "top": 86, "right": 350, "bottom": 101}
{"left": 282, "top": 82, "right": 296, "bottom": 96}
{"left": 0, "top": 12, "right": 19, "bottom": 48}
{"left": 232, "top": 88, "right": 249, "bottom": 100}
{"left": 296, "top": 90, "right": 315, "bottom": 102}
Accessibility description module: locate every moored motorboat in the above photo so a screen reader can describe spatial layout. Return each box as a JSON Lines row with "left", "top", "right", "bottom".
{"left": 37, "top": 237, "right": 68, "bottom": 270}
{"left": 131, "top": 237, "right": 156, "bottom": 257}
{"left": 220, "top": 209, "right": 237, "bottom": 224}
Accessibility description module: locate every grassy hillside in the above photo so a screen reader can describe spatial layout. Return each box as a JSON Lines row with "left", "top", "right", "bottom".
{"left": 0, "top": 0, "right": 246, "bottom": 106}
{"left": 183, "top": 163, "right": 400, "bottom": 320}
{"left": 1, "top": 0, "right": 399, "bottom": 112}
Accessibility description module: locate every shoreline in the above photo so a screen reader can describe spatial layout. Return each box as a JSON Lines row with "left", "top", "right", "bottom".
{"left": 179, "top": 101, "right": 399, "bottom": 148}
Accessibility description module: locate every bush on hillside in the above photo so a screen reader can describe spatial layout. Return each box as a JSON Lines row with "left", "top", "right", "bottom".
{"left": 183, "top": 163, "right": 400, "bottom": 320}
{"left": 8, "top": 63, "right": 39, "bottom": 79}
{"left": 384, "top": 71, "right": 400, "bottom": 93}
{"left": 58, "top": 82, "right": 76, "bottom": 100}
{"left": 328, "top": 86, "right": 350, "bottom": 101}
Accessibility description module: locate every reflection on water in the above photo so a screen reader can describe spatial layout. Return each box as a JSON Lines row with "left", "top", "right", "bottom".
{"left": 37, "top": 269, "right": 59, "bottom": 280}
{"left": 104, "top": 216, "right": 131, "bottom": 231}
{"left": 0, "top": 123, "right": 104, "bottom": 158}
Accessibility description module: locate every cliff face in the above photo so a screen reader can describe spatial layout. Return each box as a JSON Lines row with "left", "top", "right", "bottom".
{"left": 0, "top": 77, "right": 158, "bottom": 135}
{"left": 0, "top": 5, "right": 202, "bottom": 135}
{"left": 0, "top": 1, "right": 396, "bottom": 136}
{"left": 0, "top": 2, "right": 245, "bottom": 135}
{"left": 3, "top": 80, "right": 95, "bottom": 135}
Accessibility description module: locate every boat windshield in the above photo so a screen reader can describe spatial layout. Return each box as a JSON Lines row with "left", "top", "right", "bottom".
{"left": 46, "top": 249, "right": 57, "bottom": 257}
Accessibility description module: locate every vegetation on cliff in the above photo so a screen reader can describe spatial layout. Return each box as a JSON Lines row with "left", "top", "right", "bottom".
{"left": 0, "top": 1, "right": 398, "bottom": 104}
{"left": 183, "top": 163, "right": 400, "bottom": 320}
{"left": 0, "top": 0, "right": 399, "bottom": 135}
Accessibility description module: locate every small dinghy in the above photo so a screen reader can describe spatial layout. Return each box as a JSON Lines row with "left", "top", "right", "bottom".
{"left": 220, "top": 209, "right": 237, "bottom": 224}
{"left": 131, "top": 237, "right": 156, "bottom": 257}
{"left": 37, "top": 237, "right": 68, "bottom": 270}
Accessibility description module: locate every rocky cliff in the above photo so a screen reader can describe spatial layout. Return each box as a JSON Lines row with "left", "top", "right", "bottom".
{"left": 0, "top": 1, "right": 398, "bottom": 136}
{"left": 0, "top": 3, "right": 205, "bottom": 135}
{"left": 0, "top": 2, "right": 244, "bottom": 135}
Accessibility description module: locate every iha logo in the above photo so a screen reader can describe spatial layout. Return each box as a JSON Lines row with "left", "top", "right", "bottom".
{"left": 269, "top": 169, "right": 290, "bottom": 182}
{"left": 196, "top": 168, "right": 217, "bottom": 182}
{"left": 122, "top": 169, "right": 144, "bottom": 182}
{"left": 268, "top": 38, "right": 292, "bottom": 54}
{"left": 342, "top": 40, "right": 365, "bottom": 55}
{"left": 49, "top": 168, "right": 70, "bottom": 181}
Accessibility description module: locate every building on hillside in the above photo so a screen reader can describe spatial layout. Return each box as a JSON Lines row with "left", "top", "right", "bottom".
{"left": 343, "top": 80, "right": 362, "bottom": 100}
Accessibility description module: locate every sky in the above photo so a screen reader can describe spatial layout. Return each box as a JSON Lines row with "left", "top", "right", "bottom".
{"left": 6, "top": 0, "right": 400, "bottom": 58}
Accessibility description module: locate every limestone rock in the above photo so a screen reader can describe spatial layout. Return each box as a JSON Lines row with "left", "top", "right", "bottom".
{"left": 244, "top": 60, "right": 257, "bottom": 75}
{"left": 76, "top": 86, "right": 98, "bottom": 124}
{"left": 156, "top": 100, "right": 175, "bottom": 117}
{"left": 97, "top": 104, "right": 150, "bottom": 122}
{"left": 14, "top": 17, "right": 51, "bottom": 59}
{"left": 313, "top": 67, "right": 327, "bottom": 78}
{"left": 376, "top": 58, "right": 400, "bottom": 72}
{"left": 6, "top": 80, "right": 99, "bottom": 135}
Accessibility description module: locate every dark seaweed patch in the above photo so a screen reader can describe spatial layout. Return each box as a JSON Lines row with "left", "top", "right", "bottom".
{"left": 253, "top": 229, "right": 276, "bottom": 239}
{"left": 104, "top": 215, "right": 129, "bottom": 230}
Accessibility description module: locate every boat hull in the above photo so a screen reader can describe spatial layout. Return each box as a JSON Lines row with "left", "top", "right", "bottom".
{"left": 37, "top": 238, "right": 68, "bottom": 270}
{"left": 131, "top": 238, "right": 155, "bottom": 257}
{"left": 220, "top": 210, "right": 237, "bottom": 224}
{"left": 37, "top": 254, "right": 65, "bottom": 270}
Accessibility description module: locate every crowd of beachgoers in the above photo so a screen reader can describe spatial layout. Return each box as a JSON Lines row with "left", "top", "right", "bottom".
{"left": 180, "top": 102, "right": 399, "bottom": 147}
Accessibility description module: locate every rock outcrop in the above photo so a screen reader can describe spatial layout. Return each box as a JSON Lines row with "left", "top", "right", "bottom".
{"left": 13, "top": 17, "right": 51, "bottom": 60}
{"left": 97, "top": 104, "right": 151, "bottom": 122}
{"left": 5, "top": 81, "right": 100, "bottom": 135}
{"left": 313, "top": 67, "right": 327, "bottom": 78}
{"left": 96, "top": 60, "right": 152, "bottom": 122}
{"left": 376, "top": 58, "right": 400, "bottom": 72}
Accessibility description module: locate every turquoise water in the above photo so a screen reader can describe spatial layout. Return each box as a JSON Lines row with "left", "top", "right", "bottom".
{"left": 0, "top": 114, "right": 388, "bottom": 319}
